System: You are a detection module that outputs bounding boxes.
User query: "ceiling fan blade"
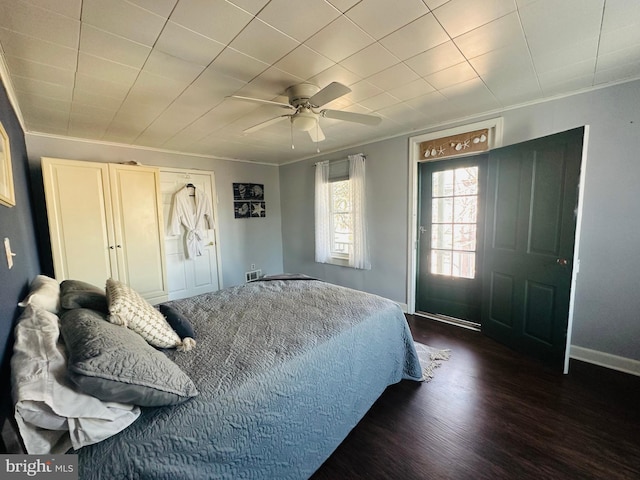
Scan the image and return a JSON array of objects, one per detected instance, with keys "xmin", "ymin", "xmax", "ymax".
[
  {"xmin": 309, "ymin": 82, "xmax": 351, "ymax": 107},
  {"xmin": 308, "ymin": 124, "xmax": 326, "ymax": 142},
  {"xmin": 229, "ymin": 95, "xmax": 294, "ymax": 110},
  {"xmin": 243, "ymin": 115, "xmax": 290, "ymax": 134},
  {"xmin": 322, "ymin": 109, "xmax": 382, "ymax": 126}
]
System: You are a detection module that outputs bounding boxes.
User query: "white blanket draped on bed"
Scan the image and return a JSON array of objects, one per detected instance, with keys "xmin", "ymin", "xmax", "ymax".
[{"xmin": 11, "ymin": 305, "xmax": 140, "ymax": 454}]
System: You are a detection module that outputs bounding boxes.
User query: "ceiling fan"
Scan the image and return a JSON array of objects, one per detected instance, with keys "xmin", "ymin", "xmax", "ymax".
[{"xmin": 229, "ymin": 82, "xmax": 382, "ymax": 143}]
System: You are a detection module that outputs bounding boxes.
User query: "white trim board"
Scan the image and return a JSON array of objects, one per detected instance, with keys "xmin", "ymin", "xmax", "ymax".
[{"xmin": 570, "ymin": 346, "xmax": 640, "ymax": 377}]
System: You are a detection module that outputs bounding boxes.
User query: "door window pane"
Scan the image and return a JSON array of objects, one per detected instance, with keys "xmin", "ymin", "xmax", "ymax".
[
  {"xmin": 431, "ymin": 250, "xmax": 452, "ymax": 276},
  {"xmin": 430, "ymin": 166, "xmax": 479, "ymax": 278},
  {"xmin": 432, "ymin": 198, "xmax": 454, "ymax": 223}
]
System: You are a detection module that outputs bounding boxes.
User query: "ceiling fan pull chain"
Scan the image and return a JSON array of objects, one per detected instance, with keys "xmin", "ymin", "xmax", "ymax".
[{"xmin": 290, "ymin": 120, "xmax": 295, "ymax": 149}]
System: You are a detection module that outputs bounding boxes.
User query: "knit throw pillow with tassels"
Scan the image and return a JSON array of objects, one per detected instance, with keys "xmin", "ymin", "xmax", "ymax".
[{"xmin": 105, "ymin": 278, "xmax": 195, "ymax": 352}]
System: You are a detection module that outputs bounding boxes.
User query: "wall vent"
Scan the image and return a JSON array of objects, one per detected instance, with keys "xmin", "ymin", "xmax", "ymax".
[{"xmin": 245, "ymin": 269, "xmax": 262, "ymax": 282}]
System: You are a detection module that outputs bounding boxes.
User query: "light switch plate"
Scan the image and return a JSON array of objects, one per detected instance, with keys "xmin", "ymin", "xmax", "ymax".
[{"xmin": 4, "ymin": 237, "xmax": 16, "ymax": 269}]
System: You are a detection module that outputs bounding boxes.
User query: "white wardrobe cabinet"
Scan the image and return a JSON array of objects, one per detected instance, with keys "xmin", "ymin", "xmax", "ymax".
[{"xmin": 42, "ymin": 157, "xmax": 168, "ymax": 304}]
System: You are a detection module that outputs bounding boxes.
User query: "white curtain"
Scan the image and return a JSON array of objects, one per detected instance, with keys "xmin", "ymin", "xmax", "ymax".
[
  {"xmin": 314, "ymin": 160, "xmax": 331, "ymax": 263},
  {"xmin": 348, "ymin": 153, "xmax": 370, "ymax": 270}
]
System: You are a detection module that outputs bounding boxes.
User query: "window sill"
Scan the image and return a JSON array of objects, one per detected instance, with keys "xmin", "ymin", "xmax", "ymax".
[{"xmin": 324, "ymin": 256, "xmax": 350, "ymax": 267}]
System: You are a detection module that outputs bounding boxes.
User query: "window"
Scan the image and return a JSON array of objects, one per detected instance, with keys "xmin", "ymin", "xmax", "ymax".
[
  {"xmin": 430, "ymin": 166, "xmax": 479, "ymax": 279},
  {"xmin": 315, "ymin": 154, "xmax": 369, "ymax": 269},
  {"xmin": 330, "ymin": 179, "xmax": 352, "ymax": 258}
]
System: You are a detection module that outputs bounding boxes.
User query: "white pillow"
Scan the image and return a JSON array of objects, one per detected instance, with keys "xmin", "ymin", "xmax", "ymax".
[
  {"xmin": 105, "ymin": 278, "xmax": 195, "ymax": 351},
  {"xmin": 11, "ymin": 305, "xmax": 141, "ymax": 454},
  {"xmin": 18, "ymin": 274, "xmax": 60, "ymax": 313}
]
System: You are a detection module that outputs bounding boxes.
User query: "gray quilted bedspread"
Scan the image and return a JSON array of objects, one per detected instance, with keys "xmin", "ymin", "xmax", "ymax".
[{"xmin": 77, "ymin": 280, "xmax": 422, "ymax": 479}]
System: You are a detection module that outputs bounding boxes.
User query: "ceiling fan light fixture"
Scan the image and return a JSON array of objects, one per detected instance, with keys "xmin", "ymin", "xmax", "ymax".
[{"xmin": 291, "ymin": 109, "xmax": 317, "ymax": 132}]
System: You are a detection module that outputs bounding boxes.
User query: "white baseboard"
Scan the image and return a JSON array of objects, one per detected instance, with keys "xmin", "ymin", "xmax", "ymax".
[
  {"xmin": 570, "ymin": 345, "xmax": 640, "ymax": 377},
  {"xmin": 396, "ymin": 302, "xmax": 408, "ymax": 313}
]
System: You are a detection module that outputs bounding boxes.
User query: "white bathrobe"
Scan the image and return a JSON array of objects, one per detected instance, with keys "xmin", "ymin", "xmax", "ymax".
[{"xmin": 169, "ymin": 186, "xmax": 214, "ymax": 258}]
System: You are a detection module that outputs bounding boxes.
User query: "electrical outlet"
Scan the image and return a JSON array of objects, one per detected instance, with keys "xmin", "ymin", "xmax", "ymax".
[{"xmin": 250, "ymin": 263, "xmax": 256, "ymax": 270}]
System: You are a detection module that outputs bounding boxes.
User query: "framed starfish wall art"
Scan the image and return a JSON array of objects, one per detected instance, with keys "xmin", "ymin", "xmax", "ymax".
[{"xmin": 233, "ymin": 182, "xmax": 266, "ymax": 218}]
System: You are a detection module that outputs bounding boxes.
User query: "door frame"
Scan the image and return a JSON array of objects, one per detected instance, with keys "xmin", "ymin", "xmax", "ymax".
[
  {"xmin": 407, "ymin": 120, "xmax": 589, "ymax": 373},
  {"xmin": 157, "ymin": 166, "xmax": 224, "ymax": 297}
]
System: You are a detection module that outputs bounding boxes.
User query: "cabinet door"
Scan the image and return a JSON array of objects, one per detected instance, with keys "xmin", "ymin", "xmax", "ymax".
[
  {"xmin": 42, "ymin": 158, "xmax": 118, "ymax": 286},
  {"xmin": 109, "ymin": 164, "xmax": 168, "ymax": 303}
]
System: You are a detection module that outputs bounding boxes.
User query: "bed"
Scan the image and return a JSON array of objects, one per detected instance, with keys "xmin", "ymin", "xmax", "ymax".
[{"xmin": 8, "ymin": 275, "xmax": 423, "ymax": 479}]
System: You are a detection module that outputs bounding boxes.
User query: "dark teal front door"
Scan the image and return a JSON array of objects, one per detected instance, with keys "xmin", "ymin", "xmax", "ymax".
[
  {"xmin": 481, "ymin": 128, "xmax": 583, "ymax": 366},
  {"xmin": 416, "ymin": 155, "xmax": 487, "ymax": 323}
]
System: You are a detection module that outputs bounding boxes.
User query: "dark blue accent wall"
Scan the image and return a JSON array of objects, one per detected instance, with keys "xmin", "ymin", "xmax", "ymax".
[{"xmin": 0, "ymin": 77, "xmax": 41, "ymax": 422}]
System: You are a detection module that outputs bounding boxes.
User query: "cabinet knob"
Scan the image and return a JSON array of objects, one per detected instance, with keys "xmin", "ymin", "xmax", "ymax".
[
  {"xmin": 109, "ymin": 246, "xmax": 114, "ymax": 249},
  {"xmin": 116, "ymin": 244, "xmax": 122, "ymax": 248}
]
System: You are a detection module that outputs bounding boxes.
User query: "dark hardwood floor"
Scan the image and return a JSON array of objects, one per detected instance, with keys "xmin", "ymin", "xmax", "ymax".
[{"xmin": 311, "ymin": 315, "xmax": 640, "ymax": 480}]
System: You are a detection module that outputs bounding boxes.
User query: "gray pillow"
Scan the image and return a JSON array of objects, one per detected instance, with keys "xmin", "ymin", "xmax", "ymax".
[
  {"xmin": 60, "ymin": 280, "xmax": 108, "ymax": 312},
  {"xmin": 60, "ymin": 309, "xmax": 198, "ymax": 407}
]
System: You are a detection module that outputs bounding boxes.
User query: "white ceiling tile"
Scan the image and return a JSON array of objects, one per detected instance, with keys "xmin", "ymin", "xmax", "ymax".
[
  {"xmin": 4, "ymin": 55, "xmax": 75, "ymax": 86},
  {"xmin": 188, "ymin": 68, "xmax": 247, "ymax": 100},
  {"xmin": 358, "ymin": 92, "xmax": 399, "ymax": 111},
  {"xmin": 72, "ymin": 89, "xmax": 125, "ymax": 111},
  {"xmin": 425, "ymin": 61, "xmax": 478, "ymax": 90},
  {"xmin": 127, "ymin": 71, "xmax": 191, "ymax": 104},
  {"xmin": 454, "ymin": 12, "xmax": 524, "ymax": 59},
  {"xmin": 82, "ymin": 0, "xmax": 166, "ymax": 46},
  {"xmin": 229, "ymin": 18, "xmax": 299, "ymax": 65},
  {"xmin": 405, "ymin": 41, "xmax": 465, "ymax": 77},
  {"xmin": 77, "ymin": 52, "xmax": 140, "ymax": 86},
  {"xmin": 257, "ymin": 0, "xmax": 341, "ymax": 42},
  {"xmin": 481, "ymin": 64, "xmax": 542, "ymax": 105},
  {"xmin": 17, "ymin": 93, "xmax": 71, "ymax": 114},
  {"xmin": 598, "ymin": 23, "xmax": 640, "ymax": 56},
  {"xmin": 327, "ymin": 0, "xmax": 361, "ymax": 13},
  {"xmin": 126, "ymin": 0, "xmax": 178, "ymax": 17},
  {"xmin": 538, "ymin": 63, "xmax": 595, "ymax": 89},
  {"xmin": 469, "ymin": 44, "xmax": 533, "ymax": 78},
  {"xmin": 379, "ymin": 13, "xmax": 449, "ymax": 61},
  {"xmin": 596, "ymin": 45, "xmax": 640, "ymax": 72},
  {"xmin": 341, "ymin": 43, "xmax": 400, "ymax": 77},
  {"xmin": 520, "ymin": 0, "xmax": 605, "ymax": 54},
  {"xmin": 0, "ymin": 0, "xmax": 80, "ymax": 48},
  {"xmin": 19, "ymin": 0, "xmax": 81, "ymax": 18},
  {"xmin": 155, "ymin": 21, "xmax": 225, "ymax": 66},
  {"xmin": 539, "ymin": 75, "xmax": 594, "ymax": 97},
  {"xmin": 305, "ymin": 16, "xmax": 375, "ymax": 63},
  {"xmin": 274, "ymin": 45, "xmax": 335, "ymax": 80},
  {"xmin": 594, "ymin": 61, "xmax": 640, "ymax": 85},
  {"xmin": 375, "ymin": 102, "xmax": 428, "ymax": 126},
  {"xmin": 307, "ymin": 64, "xmax": 362, "ymax": 91},
  {"xmin": 0, "ymin": 28, "xmax": 78, "ymax": 70},
  {"xmin": 143, "ymin": 50, "xmax": 205, "ymax": 84},
  {"xmin": 343, "ymin": 79, "xmax": 384, "ymax": 103},
  {"xmin": 346, "ymin": 0, "xmax": 430, "ymax": 40},
  {"xmin": 531, "ymin": 37, "xmax": 599, "ymax": 73},
  {"xmin": 226, "ymin": 0, "xmax": 270, "ymax": 15},
  {"xmin": 423, "ymin": 0, "xmax": 449, "ymax": 9},
  {"xmin": 367, "ymin": 63, "xmax": 419, "ymax": 91},
  {"xmin": 387, "ymin": 78, "xmax": 435, "ymax": 101},
  {"xmin": 439, "ymin": 77, "xmax": 499, "ymax": 108},
  {"xmin": 433, "ymin": 0, "xmax": 517, "ymax": 38},
  {"xmin": 12, "ymin": 75, "xmax": 73, "ymax": 101},
  {"xmin": 244, "ymin": 66, "xmax": 305, "ymax": 98},
  {"xmin": 74, "ymin": 73, "xmax": 132, "ymax": 101},
  {"xmin": 169, "ymin": 0, "xmax": 253, "ymax": 44},
  {"xmin": 208, "ymin": 47, "xmax": 269, "ymax": 84},
  {"xmin": 80, "ymin": 25, "xmax": 151, "ymax": 69},
  {"xmin": 601, "ymin": 0, "xmax": 640, "ymax": 31}
]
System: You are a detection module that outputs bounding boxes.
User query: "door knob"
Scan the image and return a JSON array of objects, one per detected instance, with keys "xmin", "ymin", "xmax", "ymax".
[{"xmin": 556, "ymin": 258, "xmax": 568, "ymax": 266}]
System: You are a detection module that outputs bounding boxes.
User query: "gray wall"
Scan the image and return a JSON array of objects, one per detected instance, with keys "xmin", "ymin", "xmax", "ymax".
[
  {"xmin": 25, "ymin": 136, "xmax": 284, "ymax": 288},
  {"xmin": 280, "ymin": 79, "xmax": 640, "ymax": 362}
]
